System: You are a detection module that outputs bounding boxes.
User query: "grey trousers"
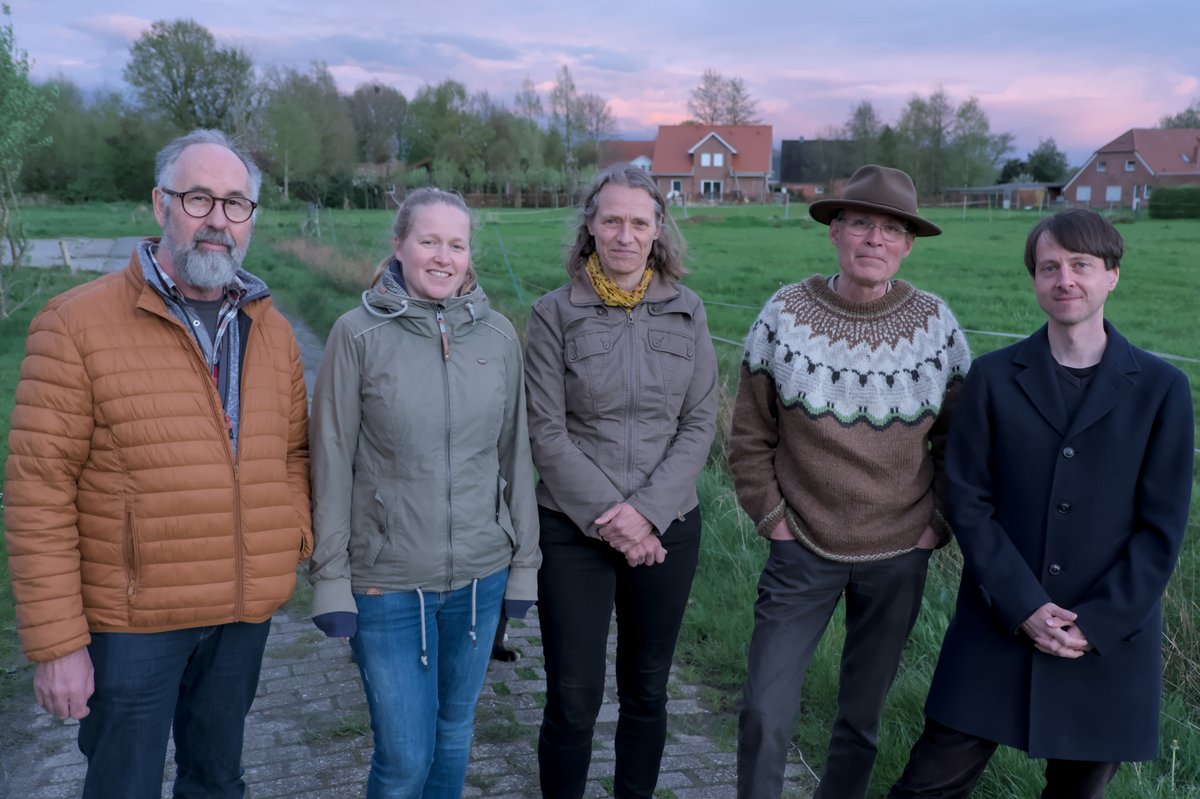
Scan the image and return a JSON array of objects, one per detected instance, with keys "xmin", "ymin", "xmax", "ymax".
[{"xmin": 737, "ymin": 540, "xmax": 932, "ymax": 799}]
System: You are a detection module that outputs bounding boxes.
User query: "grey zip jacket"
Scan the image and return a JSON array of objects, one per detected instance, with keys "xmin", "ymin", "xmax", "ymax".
[{"xmin": 308, "ymin": 268, "xmax": 540, "ymax": 617}]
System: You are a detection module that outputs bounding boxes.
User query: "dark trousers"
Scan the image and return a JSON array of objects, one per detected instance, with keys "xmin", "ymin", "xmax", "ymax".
[
  {"xmin": 78, "ymin": 620, "xmax": 272, "ymax": 799},
  {"xmin": 537, "ymin": 506, "xmax": 701, "ymax": 799},
  {"xmin": 737, "ymin": 541, "xmax": 932, "ymax": 799},
  {"xmin": 888, "ymin": 717, "xmax": 1121, "ymax": 799}
]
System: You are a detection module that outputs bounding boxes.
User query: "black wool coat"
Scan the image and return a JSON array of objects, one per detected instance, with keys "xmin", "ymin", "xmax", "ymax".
[{"xmin": 925, "ymin": 322, "xmax": 1194, "ymax": 762}]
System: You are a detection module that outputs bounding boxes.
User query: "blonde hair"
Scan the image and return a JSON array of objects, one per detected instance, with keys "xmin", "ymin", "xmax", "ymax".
[{"xmin": 371, "ymin": 187, "xmax": 476, "ymax": 285}]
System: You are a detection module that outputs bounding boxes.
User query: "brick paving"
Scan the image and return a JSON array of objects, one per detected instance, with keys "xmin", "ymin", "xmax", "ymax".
[{"xmin": 0, "ymin": 242, "xmax": 818, "ymax": 798}]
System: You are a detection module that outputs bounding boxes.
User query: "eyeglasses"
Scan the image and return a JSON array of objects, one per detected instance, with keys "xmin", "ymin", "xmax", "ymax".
[
  {"xmin": 161, "ymin": 188, "xmax": 258, "ymax": 223},
  {"xmin": 838, "ymin": 216, "xmax": 909, "ymax": 243}
]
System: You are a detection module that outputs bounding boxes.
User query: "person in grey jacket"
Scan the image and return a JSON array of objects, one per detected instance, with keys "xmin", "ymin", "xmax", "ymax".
[
  {"xmin": 525, "ymin": 164, "xmax": 719, "ymax": 798},
  {"xmin": 308, "ymin": 187, "xmax": 540, "ymax": 799}
]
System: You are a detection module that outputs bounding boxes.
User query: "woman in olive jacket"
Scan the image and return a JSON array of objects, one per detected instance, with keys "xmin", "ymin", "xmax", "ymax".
[
  {"xmin": 308, "ymin": 188, "xmax": 539, "ymax": 799},
  {"xmin": 525, "ymin": 164, "xmax": 718, "ymax": 798}
]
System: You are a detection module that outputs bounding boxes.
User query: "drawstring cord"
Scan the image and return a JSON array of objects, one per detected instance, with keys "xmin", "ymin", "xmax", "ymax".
[
  {"xmin": 469, "ymin": 578, "xmax": 479, "ymax": 648},
  {"xmin": 416, "ymin": 587, "xmax": 429, "ymax": 671}
]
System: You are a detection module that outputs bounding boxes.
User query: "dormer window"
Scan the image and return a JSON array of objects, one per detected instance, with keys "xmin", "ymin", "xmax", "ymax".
[
  {"xmin": 1125, "ymin": 160, "xmax": 1136, "ymax": 172},
  {"xmin": 1097, "ymin": 160, "xmax": 1107, "ymax": 172},
  {"xmin": 701, "ymin": 153, "xmax": 712, "ymax": 167}
]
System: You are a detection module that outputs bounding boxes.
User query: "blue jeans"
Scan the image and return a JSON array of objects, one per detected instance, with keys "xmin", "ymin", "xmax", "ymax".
[
  {"xmin": 78, "ymin": 620, "xmax": 272, "ymax": 799},
  {"xmin": 351, "ymin": 567, "xmax": 507, "ymax": 799}
]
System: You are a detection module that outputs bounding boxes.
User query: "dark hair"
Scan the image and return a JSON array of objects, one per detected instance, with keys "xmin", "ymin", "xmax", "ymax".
[
  {"xmin": 372, "ymin": 187, "xmax": 476, "ymax": 284},
  {"xmin": 156, "ymin": 129, "xmax": 263, "ymax": 201},
  {"xmin": 566, "ymin": 163, "xmax": 687, "ymax": 282},
  {"xmin": 1023, "ymin": 209, "xmax": 1123, "ymax": 275}
]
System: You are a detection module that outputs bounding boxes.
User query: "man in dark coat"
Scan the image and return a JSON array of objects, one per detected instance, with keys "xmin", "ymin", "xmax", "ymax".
[{"xmin": 888, "ymin": 209, "xmax": 1194, "ymax": 798}]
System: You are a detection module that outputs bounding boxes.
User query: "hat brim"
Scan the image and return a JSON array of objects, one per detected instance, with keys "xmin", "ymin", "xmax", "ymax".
[{"xmin": 808, "ymin": 198, "xmax": 942, "ymax": 237}]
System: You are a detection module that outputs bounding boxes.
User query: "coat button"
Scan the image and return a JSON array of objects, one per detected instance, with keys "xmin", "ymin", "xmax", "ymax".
[
  {"xmin": 1062, "ymin": 446, "xmax": 1075, "ymax": 458},
  {"xmin": 1048, "ymin": 563, "xmax": 1062, "ymax": 576},
  {"xmin": 1056, "ymin": 502, "xmax": 1071, "ymax": 514}
]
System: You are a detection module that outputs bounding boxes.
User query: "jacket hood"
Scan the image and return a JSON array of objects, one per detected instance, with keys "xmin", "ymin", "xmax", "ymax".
[{"xmin": 361, "ymin": 259, "xmax": 489, "ymax": 330}]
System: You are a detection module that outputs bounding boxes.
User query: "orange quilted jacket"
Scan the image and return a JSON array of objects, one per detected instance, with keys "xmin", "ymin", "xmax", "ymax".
[{"xmin": 4, "ymin": 250, "xmax": 313, "ymax": 662}]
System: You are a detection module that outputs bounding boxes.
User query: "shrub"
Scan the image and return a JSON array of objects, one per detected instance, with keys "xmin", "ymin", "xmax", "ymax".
[{"xmin": 1148, "ymin": 186, "xmax": 1200, "ymax": 219}]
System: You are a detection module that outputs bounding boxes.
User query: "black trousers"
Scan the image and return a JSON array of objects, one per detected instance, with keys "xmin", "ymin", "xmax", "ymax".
[
  {"xmin": 537, "ymin": 505, "xmax": 701, "ymax": 799},
  {"xmin": 888, "ymin": 717, "xmax": 1121, "ymax": 799}
]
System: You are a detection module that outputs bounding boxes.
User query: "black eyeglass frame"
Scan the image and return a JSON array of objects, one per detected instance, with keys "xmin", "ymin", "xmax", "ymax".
[{"xmin": 161, "ymin": 188, "xmax": 259, "ymax": 223}]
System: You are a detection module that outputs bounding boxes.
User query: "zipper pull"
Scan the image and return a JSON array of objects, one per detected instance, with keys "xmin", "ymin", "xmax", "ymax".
[{"xmin": 436, "ymin": 309, "xmax": 450, "ymax": 361}]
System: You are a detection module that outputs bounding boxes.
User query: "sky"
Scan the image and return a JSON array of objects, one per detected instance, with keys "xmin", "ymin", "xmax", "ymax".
[{"xmin": 12, "ymin": 0, "xmax": 1200, "ymax": 166}]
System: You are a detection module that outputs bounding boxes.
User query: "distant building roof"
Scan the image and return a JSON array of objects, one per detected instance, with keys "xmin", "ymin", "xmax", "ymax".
[
  {"xmin": 599, "ymin": 140, "xmax": 655, "ymax": 169},
  {"xmin": 651, "ymin": 125, "xmax": 773, "ymax": 175},
  {"xmin": 1094, "ymin": 128, "xmax": 1200, "ymax": 175}
]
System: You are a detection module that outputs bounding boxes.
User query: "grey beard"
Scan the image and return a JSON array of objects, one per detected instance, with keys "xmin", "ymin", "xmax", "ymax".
[{"xmin": 167, "ymin": 233, "xmax": 246, "ymax": 292}]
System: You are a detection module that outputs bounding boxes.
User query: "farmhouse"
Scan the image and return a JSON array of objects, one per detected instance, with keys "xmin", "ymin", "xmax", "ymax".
[
  {"xmin": 1064, "ymin": 128, "xmax": 1200, "ymax": 210},
  {"xmin": 649, "ymin": 124, "xmax": 773, "ymax": 202}
]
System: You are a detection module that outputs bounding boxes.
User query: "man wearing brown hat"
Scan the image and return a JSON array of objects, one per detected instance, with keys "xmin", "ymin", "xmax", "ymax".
[{"xmin": 729, "ymin": 165, "xmax": 970, "ymax": 799}]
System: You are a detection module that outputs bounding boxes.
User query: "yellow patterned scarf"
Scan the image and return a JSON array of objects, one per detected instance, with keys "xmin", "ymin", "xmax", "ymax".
[{"xmin": 585, "ymin": 253, "xmax": 654, "ymax": 309}]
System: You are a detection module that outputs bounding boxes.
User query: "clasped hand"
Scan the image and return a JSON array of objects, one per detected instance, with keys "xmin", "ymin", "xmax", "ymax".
[
  {"xmin": 596, "ymin": 503, "xmax": 666, "ymax": 567},
  {"xmin": 1021, "ymin": 602, "xmax": 1091, "ymax": 658}
]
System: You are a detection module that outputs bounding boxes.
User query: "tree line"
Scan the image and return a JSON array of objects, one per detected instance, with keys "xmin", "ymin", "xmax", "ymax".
[
  {"xmin": 18, "ymin": 20, "xmax": 620, "ymax": 207},
  {"xmin": 8, "ymin": 14, "xmax": 1200, "ymax": 210}
]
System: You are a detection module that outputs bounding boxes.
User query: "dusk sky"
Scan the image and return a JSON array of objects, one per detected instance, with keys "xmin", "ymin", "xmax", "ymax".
[{"xmin": 13, "ymin": 0, "xmax": 1200, "ymax": 165}]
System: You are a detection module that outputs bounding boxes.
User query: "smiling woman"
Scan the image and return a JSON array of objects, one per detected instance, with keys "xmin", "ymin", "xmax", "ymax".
[{"xmin": 307, "ymin": 186, "xmax": 541, "ymax": 798}]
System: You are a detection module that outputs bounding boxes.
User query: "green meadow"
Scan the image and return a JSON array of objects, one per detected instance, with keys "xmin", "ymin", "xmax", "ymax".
[{"xmin": 3, "ymin": 202, "xmax": 1198, "ymax": 796}]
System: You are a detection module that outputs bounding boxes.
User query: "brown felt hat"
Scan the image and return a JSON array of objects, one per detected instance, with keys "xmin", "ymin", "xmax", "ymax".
[{"xmin": 809, "ymin": 164, "xmax": 942, "ymax": 237}]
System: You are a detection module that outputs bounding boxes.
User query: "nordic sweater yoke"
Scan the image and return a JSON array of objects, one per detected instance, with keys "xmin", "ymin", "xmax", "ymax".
[{"xmin": 729, "ymin": 275, "xmax": 970, "ymax": 561}]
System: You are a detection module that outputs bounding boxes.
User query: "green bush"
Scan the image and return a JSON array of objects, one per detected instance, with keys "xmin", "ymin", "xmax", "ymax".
[{"xmin": 1148, "ymin": 186, "xmax": 1200, "ymax": 219}]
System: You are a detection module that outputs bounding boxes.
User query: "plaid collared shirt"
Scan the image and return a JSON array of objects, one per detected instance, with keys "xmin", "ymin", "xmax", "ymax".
[{"xmin": 139, "ymin": 241, "xmax": 250, "ymax": 456}]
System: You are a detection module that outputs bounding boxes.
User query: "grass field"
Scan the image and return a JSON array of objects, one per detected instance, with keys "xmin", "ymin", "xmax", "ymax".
[{"xmin": 5, "ymin": 202, "xmax": 1200, "ymax": 796}]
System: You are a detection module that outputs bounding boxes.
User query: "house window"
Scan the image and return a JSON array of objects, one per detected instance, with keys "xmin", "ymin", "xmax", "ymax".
[
  {"xmin": 671, "ymin": 179, "xmax": 682, "ymax": 193},
  {"xmin": 1097, "ymin": 161, "xmax": 1106, "ymax": 172},
  {"xmin": 1075, "ymin": 186, "xmax": 1091, "ymax": 202},
  {"xmin": 701, "ymin": 180, "xmax": 722, "ymax": 197},
  {"xmin": 1105, "ymin": 186, "xmax": 1121, "ymax": 202},
  {"xmin": 713, "ymin": 153, "xmax": 725, "ymax": 167},
  {"xmin": 1144, "ymin": 185, "xmax": 1152, "ymax": 199},
  {"xmin": 700, "ymin": 153, "xmax": 712, "ymax": 167},
  {"xmin": 1125, "ymin": 160, "xmax": 1136, "ymax": 172},
  {"xmin": 814, "ymin": 186, "xmax": 826, "ymax": 195}
]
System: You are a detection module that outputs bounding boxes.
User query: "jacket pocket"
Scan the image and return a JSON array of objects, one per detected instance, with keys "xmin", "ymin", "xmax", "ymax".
[
  {"xmin": 648, "ymin": 328, "xmax": 695, "ymax": 360},
  {"xmin": 350, "ymin": 490, "xmax": 389, "ymax": 569},
  {"xmin": 647, "ymin": 327, "xmax": 696, "ymax": 412},
  {"xmin": 124, "ymin": 504, "xmax": 140, "ymax": 599},
  {"xmin": 565, "ymin": 329, "xmax": 613, "ymax": 362},
  {"xmin": 564, "ymin": 329, "xmax": 617, "ymax": 414},
  {"xmin": 496, "ymin": 475, "xmax": 517, "ymax": 548}
]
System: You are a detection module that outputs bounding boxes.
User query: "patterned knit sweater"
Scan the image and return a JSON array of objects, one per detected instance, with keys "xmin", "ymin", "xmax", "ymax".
[{"xmin": 729, "ymin": 274, "xmax": 970, "ymax": 561}]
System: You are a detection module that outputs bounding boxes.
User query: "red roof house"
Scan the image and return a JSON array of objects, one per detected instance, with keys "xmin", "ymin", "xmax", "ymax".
[
  {"xmin": 1063, "ymin": 128, "xmax": 1200, "ymax": 210},
  {"xmin": 650, "ymin": 125, "xmax": 773, "ymax": 202}
]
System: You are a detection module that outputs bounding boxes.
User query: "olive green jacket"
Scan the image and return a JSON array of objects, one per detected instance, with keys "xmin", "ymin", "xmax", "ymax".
[{"xmin": 308, "ymin": 272, "xmax": 539, "ymax": 615}]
